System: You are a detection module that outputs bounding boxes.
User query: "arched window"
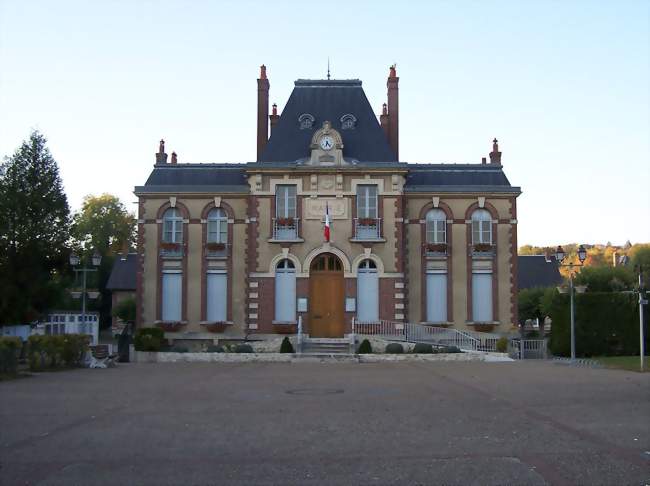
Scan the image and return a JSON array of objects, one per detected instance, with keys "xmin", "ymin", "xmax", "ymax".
[
  {"xmin": 426, "ymin": 209, "xmax": 446, "ymax": 244},
  {"xmin": 163, "ymin": 208, "xmax": 183, "ymax": 243},
  {"xmin": 471, "ymin": 209, "xmax": 492, "ymax": 244},
  {"xmin": 340, "ymin": 114, "xmax": 357, "ymax": 130},
  {"xmin": 357, "ymin": 259, "xmax": 378, "ymax": 323},
  {"xmin": 298, "ymin": 113, "xmax": 315, "ymax": 130},
  {"xmin": 275, "ymin": 259, "xmax": 296, "ymax": 322},
  {"xmin": 207, "ymin": 208, "xmax": 228, "ymax": 243}
]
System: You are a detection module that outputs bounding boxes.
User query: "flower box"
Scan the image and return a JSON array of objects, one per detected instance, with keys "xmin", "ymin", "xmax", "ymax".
[
  {"xmin": 358, "ymin": 218, "xmax": 376, "ymax": 226},
  {"xmin": 276, "ymin": 217, "xmax": 295, "ymax": 227},
  {"xmin": 160, "ymin": 242, "xmax": 181, "ymax": 251},
  {"xmin": 205, "ymin": 242, "xmax": 226, "ymax": 251},
  {"xmin": 272, "ymin": 323, "xmax": 297, "ymax": 334},
  {"xmin": 201, "ymin": 322, "xmax": 230, "ymax": 333},
  {"xmin": 155, "ymin": 321, "xmax": 185, "ymax": 332},
  {"xmin": 426, "ymin": 243, "xmax": 447, "ymax": 253},
  {"xmin": 472, "ymin": 243, "xmax": 493, "ymax": 253}
]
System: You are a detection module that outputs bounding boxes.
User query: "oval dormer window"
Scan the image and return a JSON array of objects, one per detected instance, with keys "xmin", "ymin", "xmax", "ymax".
[
  {"xmin": 298, "ymin": 113, "xmax": 315, "ymax": 130},
  {"xmin": 340, "ymin": 114, "xmax": 356, "ymax": 130}
]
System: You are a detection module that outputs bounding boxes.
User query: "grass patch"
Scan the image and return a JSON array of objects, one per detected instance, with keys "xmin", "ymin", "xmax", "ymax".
[{"xmin": 594, "ymin": 356, "xmax": 650, "ymax": 372}]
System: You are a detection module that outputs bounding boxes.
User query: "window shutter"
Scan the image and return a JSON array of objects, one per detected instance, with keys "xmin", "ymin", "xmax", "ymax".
[
  {"xmin": 426, "ymin": 273, "xmax": 447, "ymax": 322},
  {"xmin": 274, "ymin": 267, "xmax": 296, "ymax": 322},
  {"xmin": 207, "ymin": 273, "xmax": 227, "ymax": 322},
  {"xmin": 472, "ymin": 273, "xmax": 493, "ymax": 322},
  {"xmin": 357, "ymin": 267, "xmax": 379, "ymax": 322},
  {"xmin": 162, "ymin": 272, "xmax": 182, "ymax": 321}
]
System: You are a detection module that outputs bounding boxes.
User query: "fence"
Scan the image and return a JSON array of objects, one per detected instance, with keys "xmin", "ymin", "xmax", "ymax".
[{"xmin": 509, "ymin": 339, "xmax": 547, "ymax": 359}]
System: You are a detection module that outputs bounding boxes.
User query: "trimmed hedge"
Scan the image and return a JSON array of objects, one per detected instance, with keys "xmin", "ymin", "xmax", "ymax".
[
  {"xmin": 235, "ymin": 344, "xmax": 254, "ymax": 353},
  {"xmin": 549, "ymin": 292, "xmax": 649, "ymax": 357},
  {"xmin": 412, "ymin": 343, "xmax": 433, "ymax": 354},
  {"xmin": 28, "ymin": 334, "xmax": 89, "ymax": 371},
  {"xmin": 0, "ymin": 336, "xmax": 22, "ymax": 374},
  {"xmin": 133, "ymin": 327, "xmax": 165, "ymax": 352},
  {"xmin": 280, "ymin": 337, "xmax": 294, "ymax": 353},
  {"xmin": 357, "ymin": 339, "xmax": 372, "ymax": 354},
  {"xmin": 385, "ymin": 342, "xmax": 404, "ymax": 354},
  {"xmin": 206, "ymin": 344, "xmax": 224, "ymax": 353}
]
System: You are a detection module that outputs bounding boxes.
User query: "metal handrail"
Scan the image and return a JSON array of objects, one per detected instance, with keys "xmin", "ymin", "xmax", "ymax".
[
  {"xmin": 272, "ymin": 218, "xmax": 300, "ymax": 240},
  {"xmin": 353, "ymin": 218, "xmax": 382, "ymax": 240}
]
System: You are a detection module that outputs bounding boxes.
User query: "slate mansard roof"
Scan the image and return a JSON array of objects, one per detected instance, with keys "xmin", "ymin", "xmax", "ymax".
[
  {"xmin": 260, "ymin": 79, "xmax": 397, "ymax": 163},
  {"xmin": 106, "ymin": 254, "xmax": 138, "ymax": 291},
  {"xmin": 517, "ymin": 255, "xmax": 563, "ymax": 290}
]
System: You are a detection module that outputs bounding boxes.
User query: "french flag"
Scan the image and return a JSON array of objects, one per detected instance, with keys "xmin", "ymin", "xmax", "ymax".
[{"xmin": 324, "ymin": 202, "xmax": 331, "ymax": 242}]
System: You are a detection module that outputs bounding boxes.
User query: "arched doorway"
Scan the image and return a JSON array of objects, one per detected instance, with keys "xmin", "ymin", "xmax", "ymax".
[{"xmin": 309, "ymin": 253, "xmax": 345, "ymax": 337}]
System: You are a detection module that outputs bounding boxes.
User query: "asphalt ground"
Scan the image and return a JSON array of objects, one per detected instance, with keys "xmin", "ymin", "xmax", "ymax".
[{"xmin": 1, "ymin": 361, "xmax": 649, "ymax": 485}]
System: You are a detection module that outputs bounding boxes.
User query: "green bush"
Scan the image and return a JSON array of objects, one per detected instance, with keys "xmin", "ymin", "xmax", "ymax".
[
  {"xmin": 549, "ymin": 292, "xmax": 649, "ymax": 357},
  {"xmin": 496, "ymin": 337, "xmax": 509, "ymax": 353},
  {"xmin": 385, "ymin": 342, "xmax": 404, "ymax": 354},
  {"xmin": 357, "ymin": 339, "xmax": 372, "ymax": 354},
  {"xmin": 439, "ymin": 346, "xmax": 462, "ymax": 354},
  {"xmin": 27, "ymin": 334, "xmax": 89, "ymax": 371},
  {"xmin": 0, "ymin": 337, "xmax": 22, "ymax": 374},
  {"xmin": 170, "ymin": 345, "xmax": 189, "ymax": 353},
  {"xmin": 206, "ymin": 344, "xmax": 224, "ymax": 353},
  {"xmin": 280, "ymin": 337, "xmax": 294, "ymax": 353},
  {"xmin": 235, "ymin": 344, "xmax": 254, "ymax": 353},
  {"xmin": 412, "ymin": 343, "xmax": 433, "ymax": 354},
  {"xmin": 133, "ymin": 327, "xmax": 165, "ymax": 352},
  {"xmin": 112, "ymin": 297, "xmax": 136, "ymax": 323}
]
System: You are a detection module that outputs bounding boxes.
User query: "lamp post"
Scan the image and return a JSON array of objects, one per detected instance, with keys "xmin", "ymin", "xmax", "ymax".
[
  {"xmin": 69, "ymin": 250, "xmax": 102, "ymax": 333},
  {"xmin": 555, "ymin": 245, "xmax": 587, "ymax": 360},
  {"xmin": 635, "ymin": 265, "xmax": 647, "ymax": 372}
]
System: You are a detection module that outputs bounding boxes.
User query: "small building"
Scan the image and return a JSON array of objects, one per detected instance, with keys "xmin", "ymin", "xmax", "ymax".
[
  {"xmin": 106, "ymin": 253, "xmax": 137, "ymax": 333},
  {"xmin": 517, "ymin": 255, "xmax": 562, "ymax": 290}
]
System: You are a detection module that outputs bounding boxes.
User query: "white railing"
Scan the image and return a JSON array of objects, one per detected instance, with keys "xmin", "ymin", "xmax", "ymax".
[
  {"xmin": 510, "ymin": 339, "xmax": 547, "ymax": 359},
  {"xmin": 353, "ymin": 319, "xmax": 503, "ymax": 352},
  {"xmin": 353, "ymin": 218, "xmax": 382, "ymax": 240},
  {"xmin": 272, "ymin": 218, "xmax": 300, "ymax": 240}
]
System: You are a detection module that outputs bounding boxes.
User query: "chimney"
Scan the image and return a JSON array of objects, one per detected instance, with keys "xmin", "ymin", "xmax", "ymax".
[
  {"xmin": 386, "ymin": 65, "xmax": 399, "ymax": 159},
  {"xmin": 269, "ymin": 103, "xmax": 280, "ymax": 134},
  {"xmin": 155, "ymin": 139, "xmax": 168, "ymax": 164},
  {"xmin": 257, "ymin": 65, "xmax": 270, "ymax": 161},
  {"xmin": 171, "ymin": 152, "xmax": 177, "ymax": 164},
  {"xmin": 489, "ymin": 138, "xmax": 502, "ymax": 165},
  {"xmin": 481, "ymin": 157, "xmax": 487, "ymax": 165},
  {"xmin": 380, "ymin": 103, "xmax": 390, "ymax": 140}
]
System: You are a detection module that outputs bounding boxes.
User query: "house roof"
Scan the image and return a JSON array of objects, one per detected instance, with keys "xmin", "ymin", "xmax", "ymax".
[
  {"xmin": 135, "ymin": 164, "xmax": 249, "ymax": 194},
  {"xmin": 404, "ymin": 164, "xmax": 520, "ymax": 193},
  {"xmin": 260, "ymin": 79, "xmax": 397, "ymax": 163},
  {"xmin": 106, "ymin": 254, "xmax": 138, "ymax": 291},
  {"xmin": 518, "ymin": 255, "xmax": 563, "ymax": 290}
]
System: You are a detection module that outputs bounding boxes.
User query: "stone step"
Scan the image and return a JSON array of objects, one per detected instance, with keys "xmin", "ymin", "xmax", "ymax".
[{"xmin": 301, "ymin": 342, "xmax": 353, "ymax": 354}]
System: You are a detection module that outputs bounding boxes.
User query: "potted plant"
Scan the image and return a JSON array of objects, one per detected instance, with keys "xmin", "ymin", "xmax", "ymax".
[
  {"xmin": 201, "ymin": 321, "xmax": 230, "ymax": 333},
  {"xmin": 473, "ymin": 243, "xmax": 493, "ymax": 253},
  {"xmin": 276, "ymin": 217, "xmax": 295, "ymax": 227},
  {"xmin": 205, "ymin": 242, "xmax": 226, "ymax": 252},
  {"xmin": 160, "ymin": 241, "xmax": 181, "ymax": 251},
  {"xmin": 426, "ymin": 243, "xmax": 447, "ymax": 253},
  {"xmin": 358, "ymin": 217, "xmax": 375, "ymax": 226},
  {"xmin": 155, "ymin": 321, "xmax": 185, "ymax": 332}
]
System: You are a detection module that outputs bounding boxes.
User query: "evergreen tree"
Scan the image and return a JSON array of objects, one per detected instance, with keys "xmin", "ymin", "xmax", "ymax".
[{"xmin": 0, "ymin": 131, "xmax": 70, "ymax": 324}]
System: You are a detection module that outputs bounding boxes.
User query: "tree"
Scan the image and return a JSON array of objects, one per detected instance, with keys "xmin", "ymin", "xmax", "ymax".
[
  {"xmin": 71, "ymin": 194, "xmax": 135, "ymax": 255},
  {"xmin": 112, "ymin": 297, "xmax": 136, "ymax": 324},
  {"xmin": 0, "ymin": 131, "xmax": 70, "ymax": 324}
]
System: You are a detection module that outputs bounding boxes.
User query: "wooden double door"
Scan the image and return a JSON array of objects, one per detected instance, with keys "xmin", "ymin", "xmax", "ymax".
[{"xmin": 309, "ymin": 253, "xmax": 345, "ymax": 338}]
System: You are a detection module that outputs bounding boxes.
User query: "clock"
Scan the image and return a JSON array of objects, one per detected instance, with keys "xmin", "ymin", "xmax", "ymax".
[{"xmin": 319, "ymin": 135, "xmax": 334, "ymax": 151}]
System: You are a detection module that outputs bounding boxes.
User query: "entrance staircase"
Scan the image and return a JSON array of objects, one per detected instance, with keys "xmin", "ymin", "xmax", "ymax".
[{"xmin": 300, "ymin": 338, "xmax": 354, "ymax": 355}]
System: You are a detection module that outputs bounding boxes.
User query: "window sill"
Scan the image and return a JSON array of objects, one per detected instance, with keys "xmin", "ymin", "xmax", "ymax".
[
  {"xmin": 420, "ymin": 321, "xmax": 453, "ymax": 327},
  {"xmin": 466, "ymin": 321, "xmax": 500, "ymax": 326},
  {"xmin": 349, "ymin": 238, "xmax": 386, "ymax": 243},
  {"xmin": 425, "ymin": 253, "xmax": 448, "ymax": 260},
  {"xmin": 268, "ymin": 238, "xmax": 304, "ymax": 243},
  {"xmin": 205, "ymin": 254, "xmax": 228, "ymax": 260}
]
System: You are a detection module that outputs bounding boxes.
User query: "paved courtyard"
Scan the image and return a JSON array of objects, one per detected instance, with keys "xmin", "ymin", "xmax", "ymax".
[{"xmin": 1, "ymin": 361, "xmax": 649, "ymax": 485}]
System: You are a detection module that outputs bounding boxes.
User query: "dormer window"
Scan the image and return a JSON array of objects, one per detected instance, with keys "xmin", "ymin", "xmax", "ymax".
[
  {"xmin": 298, "ymin": 113, "xmax": 315, "ymax": 130},
  {"xmin": 340, "ymin": 114, "xmax": 356, "ymax": 130}
]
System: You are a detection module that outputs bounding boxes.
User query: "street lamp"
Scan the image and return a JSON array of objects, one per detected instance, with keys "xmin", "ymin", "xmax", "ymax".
[
  {"xmin": 555, "ymin": 245, "xmax": 587, "ymax": 360},
  {"xmin": 69, "ymin": 251, "xmax": 102, "ymax": 332}
]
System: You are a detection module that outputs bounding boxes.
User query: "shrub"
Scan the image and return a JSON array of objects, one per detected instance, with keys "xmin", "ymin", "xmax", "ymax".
[
  {"xmin": 133, "ymin": 327, "xmax": 165, "ymax": 352},
  {"xmin": 27, "ymin": 334, "xmax": 89, "ymax": 371},
  {"xmin": 280, "ymin": 337, "xmax": 294, "ymax": 353},
  {"xmin": 170, "ymin": 345, "xmax": 189, "ymax": 353},
  {"xmin": 496, "ymin": 337, "xmax": 509, "ymax": 353},
  {"xmin": 206, "ymin": 344, "xmax": 224, "ymax": 353},
  {"xmin": 234, "ymin": 344, "xmax": 254, "ymax": 353},
  {"xmin": 112, "ymin": 297, "xmax": 136, "ymax": 323},
  {"xmin": 412, "ymin": 343, "xmax": 433, "ymax": 354},
  {"xmin": 0, "ymin": 337, "xmax": 22, "ymax": 374},
  {"xmin": 385, "ymin": 342, "xmax": 404, "ymax": 354},
  {"xmin": 440, "ymin": 346, "xmax": 462, "ymax": 354},
  {"xmin": 357, "ymin": 339, "xmax": 372, "ymax": 354}
]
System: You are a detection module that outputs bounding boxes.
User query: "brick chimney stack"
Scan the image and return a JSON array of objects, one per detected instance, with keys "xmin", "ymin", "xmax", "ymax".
[
  {"xmin": 489, "ymin": 138, "xmax": 502, "ymax": 165},
  {"xmin": 257, "ymin": 65, "xmax": 270, "ymax": 161},
  {"xmin": 387, "ymin": 65, "xmax": 399, "ymax": 160},
  {"xmin": 155, "ymin": 139, "xmax": 168, "ymax": 164},
  {"xmin": 380, "ymin": 103, "xmax": 390, "ymax": 140},
  {"xmin": 171, "ymin": 152, "xmax": 177, "ymax": 164},
  {"xmin": 269, "ymin": 103, "xmax": 280, "ymax": 134}
]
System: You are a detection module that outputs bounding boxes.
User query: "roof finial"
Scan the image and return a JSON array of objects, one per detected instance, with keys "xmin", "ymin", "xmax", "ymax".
[
  {"xmin": 389, "ymin": 64, "xmax": 397, "ymax": 78},
  {"xmin": 159, "ymin": 139, "xmax": 165, "ymax": 154},
  {"xmin": 327, "ymin": 57, "xmax": 330, "ymax": 80},
  {"xmin": 489, "ymin": 138, "xmax": 502, "ymax": 165},
  {"xmin": 493, "ymin": 137, "xmax": 499, "ymax": 151}
]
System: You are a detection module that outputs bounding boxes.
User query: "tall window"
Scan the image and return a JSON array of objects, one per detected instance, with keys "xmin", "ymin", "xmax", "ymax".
[
  {"xmin": 206, "ymin": 271, "xmax": 227, "ymax": 322},
  {"xmin": 357, "ymin": 259, "xmax": 379, "ymax": 322},
  {"xmin": 274, "ymin": 259, "xmax": 296, "ymax": 322},
  {"xmin": 163, "ymin": 208, "xmax": 183, "ymax": 243},
  {"xmin": 162, "ymin": 271, "xmax": 182, "ymax": 321},
  {"xmin": 207, "ymin": 208, "xmax": 228, "ymax": 243},
  {"xmin": 356, "ymin": 185, "xmax": 378, "ymax": 219},
  {"xmin": 276, "ymin": 185, "xmax": 297, "ymax": 218},
  {"xmin": 471, "ymin": 209, "xmax": 492, "ymax": 244},
  {"xmin": 426, "ymin": 271, "xmax": 447, "ymax": 323},
  {"xmin": 426, "ymin": 209, "xmax": 446, "ymax": 244},
  {"xmin": 472, "ymin": 272, "xmax": 493, "ymax": 322}
]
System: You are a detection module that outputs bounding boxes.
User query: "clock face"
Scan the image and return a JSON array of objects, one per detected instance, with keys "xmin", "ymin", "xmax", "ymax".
[{"xmin": 319, "ymin": 135, "xmax": 334, "ymax": 151}]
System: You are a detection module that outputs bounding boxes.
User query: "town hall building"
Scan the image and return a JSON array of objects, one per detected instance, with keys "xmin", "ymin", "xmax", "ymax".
[{"xmin": 134, "ymin": 66, "xmax": 521, "ymax": 344}]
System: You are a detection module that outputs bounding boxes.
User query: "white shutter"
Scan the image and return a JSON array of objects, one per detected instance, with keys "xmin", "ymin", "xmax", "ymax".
[
  {"xmin": 207, "ymin": 272, "xmax": 227, "ymax": 322},
  {"xmin": 472, "ymin": 273, "xmax": 493, "ymax": 322},
  {"xmin": 357, "ymin": 270, "xmax": 379, "ymax": 322},
  {"xmin": 162, "ymin": 272, "xmax": 182, "ymax": 321},
  {"xmin": 426, "ymin": 273, "xmax": 447, "ymax": 323},
  {"xmin": 275, "ymin": 270, "xmax": 296, "ymax": 322}
]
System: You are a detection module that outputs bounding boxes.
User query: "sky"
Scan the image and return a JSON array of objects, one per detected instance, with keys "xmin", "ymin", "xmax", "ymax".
[{"xmin": 1, "ymin": 0, "xmax": 648, "ymax": 247}]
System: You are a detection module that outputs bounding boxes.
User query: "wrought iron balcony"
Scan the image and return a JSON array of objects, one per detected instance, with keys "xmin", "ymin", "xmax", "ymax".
[
  {"xmin": 272, "ymin": 217, "xmax": 300, "ymax": 240},
  {"xmin": 353, "ymin": 218, "xmax": 382, "ymax": 240},
  {"xmin": 424, "ymin": 242, "xmax": 448, "ymax": 258}
]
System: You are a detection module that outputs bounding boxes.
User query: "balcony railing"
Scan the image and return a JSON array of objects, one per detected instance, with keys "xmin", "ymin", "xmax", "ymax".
[
  {"xmin": 424, "ymin": 243, "xmax": 448, "ymax": 258},
  {"xmin": 272, "ymin": 217, "xmax": 300, "ymax": 240},
  {"xmin": 353, "ymin": 218, "xmax": 382, "ymax": 240},
  {"xmin": 471, "ymin": 243, "xmax": 495, "ymax": 258},
  {"xmin": 204, "ymin": 242, "xmax": 229, "ymax": 259},
  {"xmin": 160, "ymin": 242, "xmax": 184, "ymax": 258}
]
